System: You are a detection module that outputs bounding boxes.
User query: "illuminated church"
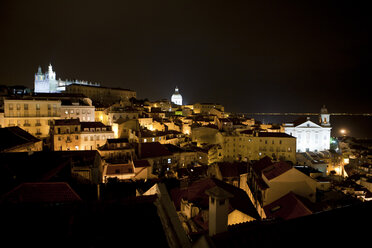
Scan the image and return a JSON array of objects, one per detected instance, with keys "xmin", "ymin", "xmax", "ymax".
[
  {"xmin": 34, "ymin": 64, "xmax": 100, "ymax": 93},
  {"xmin": 171, "ymin": 86, "xmax": 183, "ymax": 105},
  {"xmin": 284, "ymin": 106, "xmax": 332, "ymax": 152}
]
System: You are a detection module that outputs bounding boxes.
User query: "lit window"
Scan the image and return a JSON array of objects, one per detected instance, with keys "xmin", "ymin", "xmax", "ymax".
[
  {"xmin": 168, "ymin": 158, "xmax": 171, "ymax": 164},
  {"xmin": 144, "ymin": 138, "xmax": 147, "ymax": 143}
]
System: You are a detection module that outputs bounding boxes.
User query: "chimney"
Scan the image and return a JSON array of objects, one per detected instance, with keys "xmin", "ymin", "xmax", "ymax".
[{"xmin": 205, "ymin": 186, "xmax": 233, "ymax": 236}]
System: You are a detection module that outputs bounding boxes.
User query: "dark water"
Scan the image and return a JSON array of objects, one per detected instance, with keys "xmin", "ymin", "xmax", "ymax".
[{"xmin": 247, "ymin": 115, "xmax": 372, "ymax": 139}]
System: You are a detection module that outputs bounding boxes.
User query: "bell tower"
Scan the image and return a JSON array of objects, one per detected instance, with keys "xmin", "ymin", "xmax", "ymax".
[{"xmin": 319, "ymin": 105, "xmax": 330, "ymax": 126}]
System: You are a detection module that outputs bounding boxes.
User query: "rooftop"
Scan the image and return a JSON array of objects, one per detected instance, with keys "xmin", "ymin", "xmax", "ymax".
[
  {"xmin": 262, "ymin": 162, "xmax": 292, "ymax": 180},
  {"xmin": 67, "ymin": 83, "xmax": 135, "ymax": 92},
  {"xmin": 1, "ymin": 182, "xmax": 82, "ymax": 204},
  {"xmin": 81, "ymin": 121, "xmax": 110, "ymax": 129},
  {"xmin": 171, "ymin": 178, "xmax": 260, "ymax": 220},
  {"xmin": 106, "ymin": 163, "xmax": 134, "ymax": 175},
  {"xmin": 138, "ymin": 142, "xmax": 173, "ymax": 158},
  {"xmin": 0, "ymin": 127, "xmax": 41, "ymax": 152},
  {"xmin": 54, "ymin": 119, "xmax": 80, "ymax": 126},
  {"xmin": 263, "ymin": 192, "xmax": 312, "ymax": 220}
]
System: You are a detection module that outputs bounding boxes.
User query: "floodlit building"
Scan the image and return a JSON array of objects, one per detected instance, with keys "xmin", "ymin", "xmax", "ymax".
[
  {"xmin": 284, "ymin": 106, "xmax": 331, "ymax": 152},
  {"xmin": 34, "ymin": 64, "xmax": 100, "ymax": 93},
  {"xmin": 223, "ymin": 131, "xmax": 296, "ymax": 164},
  {"xmin": 171, "ymin": 86, "xmax": 183, "ymax": 106},
  {"xmin": 2, "ymin": 97, "xmax": 61, "ymax": 138},
  {"xmin": 193, "ymin": 103, "xmax": 224, "ymax": 114},
  {"xmin": 51, "ymin": 119, "xmax": 114, "ymax": 151},
  {"xmin": 60, "ymin": 98, "xmax": 95, "ymax": 121}
]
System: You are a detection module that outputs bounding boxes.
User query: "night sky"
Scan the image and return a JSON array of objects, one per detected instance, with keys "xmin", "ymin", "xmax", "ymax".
[{"xmin": 0, "ymin": 0, "xmax": 370, "ymax": 113}]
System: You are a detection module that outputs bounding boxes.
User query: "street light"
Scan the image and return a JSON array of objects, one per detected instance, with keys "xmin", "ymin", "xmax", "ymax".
[{"xmin": 340, "ymin": 129, "xmax": 347, "ymax": 136}]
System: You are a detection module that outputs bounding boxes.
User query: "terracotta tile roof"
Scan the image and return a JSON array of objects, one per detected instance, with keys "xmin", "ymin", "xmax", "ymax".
[
  {"xmin": 262, "ymin": 162, "xmax": 292, "ymax": 180},
  {"xmin": 263, "ymin": 192, "xmax": 312, "ymax": 220},
  {"xmin": 251, "ymin": 156, "xmax": 273, "ymax": 175},
  {"xmin": 1, "ymin": 182, "xmax": 82, "ymax": 204}
]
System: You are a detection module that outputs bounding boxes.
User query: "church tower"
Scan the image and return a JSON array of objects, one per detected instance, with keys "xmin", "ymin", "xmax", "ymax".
[
  {"xmin": 171, "ymin": 86, "xmax": 183, "ymax": 105},
  {"xmin": 34, "ymin": 64, "xmax": 58, "ymax": 93},
  {"xmin": 319, "ymin": 105, "xmax": 330, "ymax": 126}
]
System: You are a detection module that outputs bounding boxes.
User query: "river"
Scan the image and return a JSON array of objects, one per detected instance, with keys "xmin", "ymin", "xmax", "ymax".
[{"xmin": 245, "ymin": 114, "xmax": 372, "ymax": 139}]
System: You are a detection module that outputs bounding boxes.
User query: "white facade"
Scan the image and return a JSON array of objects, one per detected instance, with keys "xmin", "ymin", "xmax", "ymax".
[
  {"xmin": 171, "ymin": 87, "xmax": 183, "ymax": 105},
  {"xmin": 284, "ymin": 118, "xmax": 331, "ymax": 153},
  {"xmin": 34, "ymin": 64, "xmax": 100, "ymax": 93}
]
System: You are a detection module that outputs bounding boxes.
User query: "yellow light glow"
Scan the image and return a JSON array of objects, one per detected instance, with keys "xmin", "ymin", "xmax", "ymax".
[{"xmin": 112, "ymin": 123, "xmax": 119, "ymax": 138}]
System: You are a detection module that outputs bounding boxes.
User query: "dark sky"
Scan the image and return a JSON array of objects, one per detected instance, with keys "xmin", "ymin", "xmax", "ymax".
[{"xmin": 0, "ymin": 0, "xmax": 370, "ymax": 113}]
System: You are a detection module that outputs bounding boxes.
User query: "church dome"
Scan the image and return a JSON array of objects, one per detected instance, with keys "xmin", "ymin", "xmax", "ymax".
[{"xmin": 171, "ymin": 87, "xmax": 183, "ymax": 105}]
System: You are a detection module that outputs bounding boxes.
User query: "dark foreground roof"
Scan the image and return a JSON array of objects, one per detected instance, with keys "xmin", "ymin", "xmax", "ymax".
[
  {"xmin": 211, "ymin": 200, "xmax": 372, "ymax": 247},
  {"xmin": 0, "ymin": 127, "xmax": 41, "ymax": 152},
  {"xmin": 0, "ymin": 195, "xmax": 169, "ymax": 247}
]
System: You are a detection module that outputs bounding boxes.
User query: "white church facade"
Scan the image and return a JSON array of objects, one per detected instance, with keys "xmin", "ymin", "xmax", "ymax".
[
  {"xmin": 34, "ymin": 64, "xmax": 100, "ymax": 93},
  {"xmin": 284, "ymin": 106, "xmax": 331, "ymax": 153}
]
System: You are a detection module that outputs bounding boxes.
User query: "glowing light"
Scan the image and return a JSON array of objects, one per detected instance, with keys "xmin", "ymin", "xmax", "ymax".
[
  {"xmin": 340, "ymin": 129, "xmax": 347, "ymax": 135},
  {"xmin": 112, "ymin": 123, "xmax": 119, "ymax": 138}
]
